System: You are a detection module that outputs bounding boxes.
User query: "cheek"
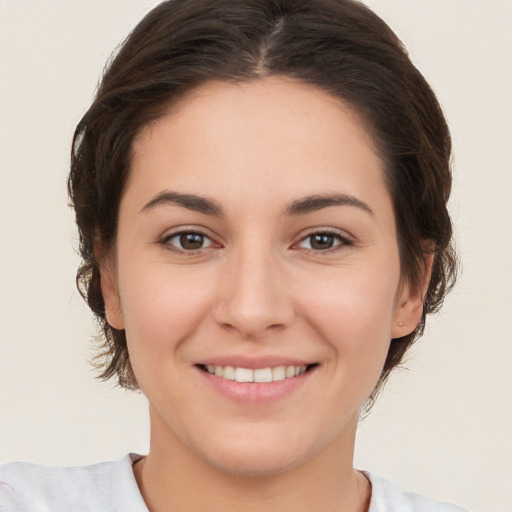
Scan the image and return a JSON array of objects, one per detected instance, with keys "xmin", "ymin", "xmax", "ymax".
[
  {"xmin": 300, "ymin": 263, "xmax": 398, "ymax": 333},
  {"xmin": 117, "ymin": 262, "xmax": 217, "ymax": 362},
  {"xmin": 296, "ymin": 262, "xmax": 399, "ymax": 375}
]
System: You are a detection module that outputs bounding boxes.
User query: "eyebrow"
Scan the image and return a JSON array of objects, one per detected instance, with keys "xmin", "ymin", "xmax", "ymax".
[
  {"xmin": 285, "ymin": 193, "xmax": 374, "ymax": 216},
  {"xmin": 142, "ymin": 191, "xmax": 224, "ymax": 216},
  {"xmin": 141, "ymin": 190, "xmax": 373, "ymax": 217}
]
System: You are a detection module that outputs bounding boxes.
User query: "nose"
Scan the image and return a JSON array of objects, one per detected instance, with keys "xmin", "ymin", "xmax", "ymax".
[{"xmin": 213, "ymin": 244, "xmax": 295, "ymax": 340}]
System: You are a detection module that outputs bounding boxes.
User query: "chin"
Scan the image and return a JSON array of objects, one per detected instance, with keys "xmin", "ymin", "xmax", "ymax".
[
  {"xmin": 188, "ymin": 427, "xmax": 323, "ymax": 478},
  {"xmin": 202, "ymin": 445, "xmax": 304, "ymax": 478}
]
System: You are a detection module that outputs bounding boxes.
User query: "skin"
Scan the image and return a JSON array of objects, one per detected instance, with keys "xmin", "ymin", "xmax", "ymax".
[{"xmin": 101, "ymin": 77, "xmax": 427, "ymax": 512}]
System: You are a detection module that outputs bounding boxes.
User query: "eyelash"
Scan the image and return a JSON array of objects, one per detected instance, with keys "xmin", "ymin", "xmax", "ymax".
[
  {"xmin": 160, "ymin": 230, "xmax": 216, "ymax": 255},
  {"xmin": 295, "ymin": 229, "xmax": 354, "ymax": 254},
  {"xmin": 160, "ymin": 229, "xmax": 354, "ymax": 255}
]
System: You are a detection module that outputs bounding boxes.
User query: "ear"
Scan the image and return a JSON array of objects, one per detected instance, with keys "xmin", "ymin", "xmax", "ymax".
[
  {"xmin": 95, "ymin": 243, "xmax": 125, "ymax": 331},
  {"xmin": 391, "ymin": 250, "xmax": 434, "ymax": 339}
]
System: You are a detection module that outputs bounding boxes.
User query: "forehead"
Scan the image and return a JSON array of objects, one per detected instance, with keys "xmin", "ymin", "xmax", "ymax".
[
  {"xmin": 128, "ymin": 77, "xmax": 389, "ymax": 214},
  {"xmin": 134, "ymin": 77, "xmax": 377, "ymax": 157}
]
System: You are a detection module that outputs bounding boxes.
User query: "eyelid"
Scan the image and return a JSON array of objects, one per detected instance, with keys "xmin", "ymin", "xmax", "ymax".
[
  {"xmin": 158, "ymin": 226, "xmax": 354, "ymax": 255},
  {"xmin": 160, "ymin": 227, "xmax": 222, "ymax": 255},
  {"xmin": 293, "ymin": 228, "xmax": 355, "ymax": 253}
]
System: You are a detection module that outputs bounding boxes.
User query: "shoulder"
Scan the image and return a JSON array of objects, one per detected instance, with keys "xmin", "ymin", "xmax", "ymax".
[
  {"xmin": 364, "ymin": 472, "xmax": 470, "ymax": 512},
  {"xmin": 0, "ymin": 453, "xmax": 148, "ymax": 512}
]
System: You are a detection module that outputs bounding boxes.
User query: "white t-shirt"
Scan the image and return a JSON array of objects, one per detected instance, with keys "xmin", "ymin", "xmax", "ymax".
[{"xmin": 0, "ymin": 454, "xmax": 469, "ymax": 511}]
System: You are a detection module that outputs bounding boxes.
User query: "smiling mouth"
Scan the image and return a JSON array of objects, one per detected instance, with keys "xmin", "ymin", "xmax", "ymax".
[{"xmin": 198, "ymin": 364, "xmax": 318, "ymax": 383}]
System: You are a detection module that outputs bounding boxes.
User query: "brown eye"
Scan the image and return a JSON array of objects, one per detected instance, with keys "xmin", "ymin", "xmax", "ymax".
[
  {"xmin": 180, "ymin": 233, "xmax": 204, "ymax": 250},
  {"xmin": 166, "ymin": 232, "xmax": 213, "ymax": 251},
  {"xmin": 310, "ymin": 234, "xmax": 335, "ymax": 250},
  {"xmin": 297, "ymin": 231, "xmax": 352, "ymax": 252}
]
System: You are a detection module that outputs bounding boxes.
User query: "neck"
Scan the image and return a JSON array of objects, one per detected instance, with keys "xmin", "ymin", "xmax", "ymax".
[{"xmin": 134, "ymin": 410, "xmax": 370, "ymax": 512}]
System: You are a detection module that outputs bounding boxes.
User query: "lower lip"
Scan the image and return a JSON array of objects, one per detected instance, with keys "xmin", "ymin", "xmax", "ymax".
[{"xmin": 197, "ymin": 367, "xmax": 315, "ymax": 404}]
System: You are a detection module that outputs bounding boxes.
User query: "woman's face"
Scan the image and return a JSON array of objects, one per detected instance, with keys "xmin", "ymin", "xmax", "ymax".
[{"xmin": 102, "ymin": 77, "xmax": 423, "ymax": 476}]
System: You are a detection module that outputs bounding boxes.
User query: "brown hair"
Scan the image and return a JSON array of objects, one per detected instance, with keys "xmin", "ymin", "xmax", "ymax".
[{"xmin": 69, "ymin": 0, "xmax": 457, "ymax": 400}]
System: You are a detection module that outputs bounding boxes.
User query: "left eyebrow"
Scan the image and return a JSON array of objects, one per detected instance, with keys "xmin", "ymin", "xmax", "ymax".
[
  {"xmin": 285, "ymin": 193, "xmax": 374, "ymax": 216},
  {"xmin": 141, "ymin": 191, "xmax": 224, "ymax": 216}
]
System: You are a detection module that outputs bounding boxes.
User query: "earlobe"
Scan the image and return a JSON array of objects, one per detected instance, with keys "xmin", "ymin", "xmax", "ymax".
[
  {"xmin": 101, "ymin": 270, "xmax": 125, "ymax": 330},
  {"xmin": 391, "ymin": 297, "xmax": 422, "ymax": 338},
  {"xmin": 391, "ymin": 251, "xmax": 434, "ymax": 338},
  {"xmin": 95, "ymin": 245, "xmax": 125, "ymax": 331}
]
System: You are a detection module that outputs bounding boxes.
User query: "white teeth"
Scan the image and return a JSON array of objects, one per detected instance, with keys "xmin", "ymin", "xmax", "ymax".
[
  {"xmin": 204, "ymin": 364, "xmax": 311, "ymax": 382},
  {"xmin": 223, "ymin": 366, "xmax": 235, "ymax": 380},
  {"xmin": 235, "ymin": 367, "xmax": 254, "ymax": 382},
  {"xmin": 272, "ymin": 366, "xmax": 286, "ymax": 381},
  {"xmin": 254, "ymin": 367, "xmax": 272, "ymax": 383}
]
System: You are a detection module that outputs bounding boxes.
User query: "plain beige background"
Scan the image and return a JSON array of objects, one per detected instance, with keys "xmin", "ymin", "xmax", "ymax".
[{"xmin": 0, "ymin": 1, "xmax": 510, "ymax": 511}]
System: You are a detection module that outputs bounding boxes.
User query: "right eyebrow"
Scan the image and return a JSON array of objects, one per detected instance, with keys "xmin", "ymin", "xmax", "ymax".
[
  {"xmin": 285, "ymin": 193, "xmax": 374, "ymax": 217},
  {"xmin": 141, "ymin": 191, "xmax": 224, "ymax": 216}
]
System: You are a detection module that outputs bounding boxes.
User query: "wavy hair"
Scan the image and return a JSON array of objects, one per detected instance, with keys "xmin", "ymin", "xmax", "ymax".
[{"xmin": 69, "ymin": 0, "xmax": 457, "ymax": 403}]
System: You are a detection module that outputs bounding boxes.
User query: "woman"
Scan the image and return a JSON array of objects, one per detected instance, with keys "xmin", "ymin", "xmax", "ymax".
[{"xmin": 0, "ymin": 0, "xmax": 467, "ymax": 510}]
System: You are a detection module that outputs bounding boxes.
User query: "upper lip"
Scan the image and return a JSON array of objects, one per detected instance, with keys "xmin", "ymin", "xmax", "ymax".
[{"xmin": 197, "ymin": 355, "xmax": 317, "ymax": 369}]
